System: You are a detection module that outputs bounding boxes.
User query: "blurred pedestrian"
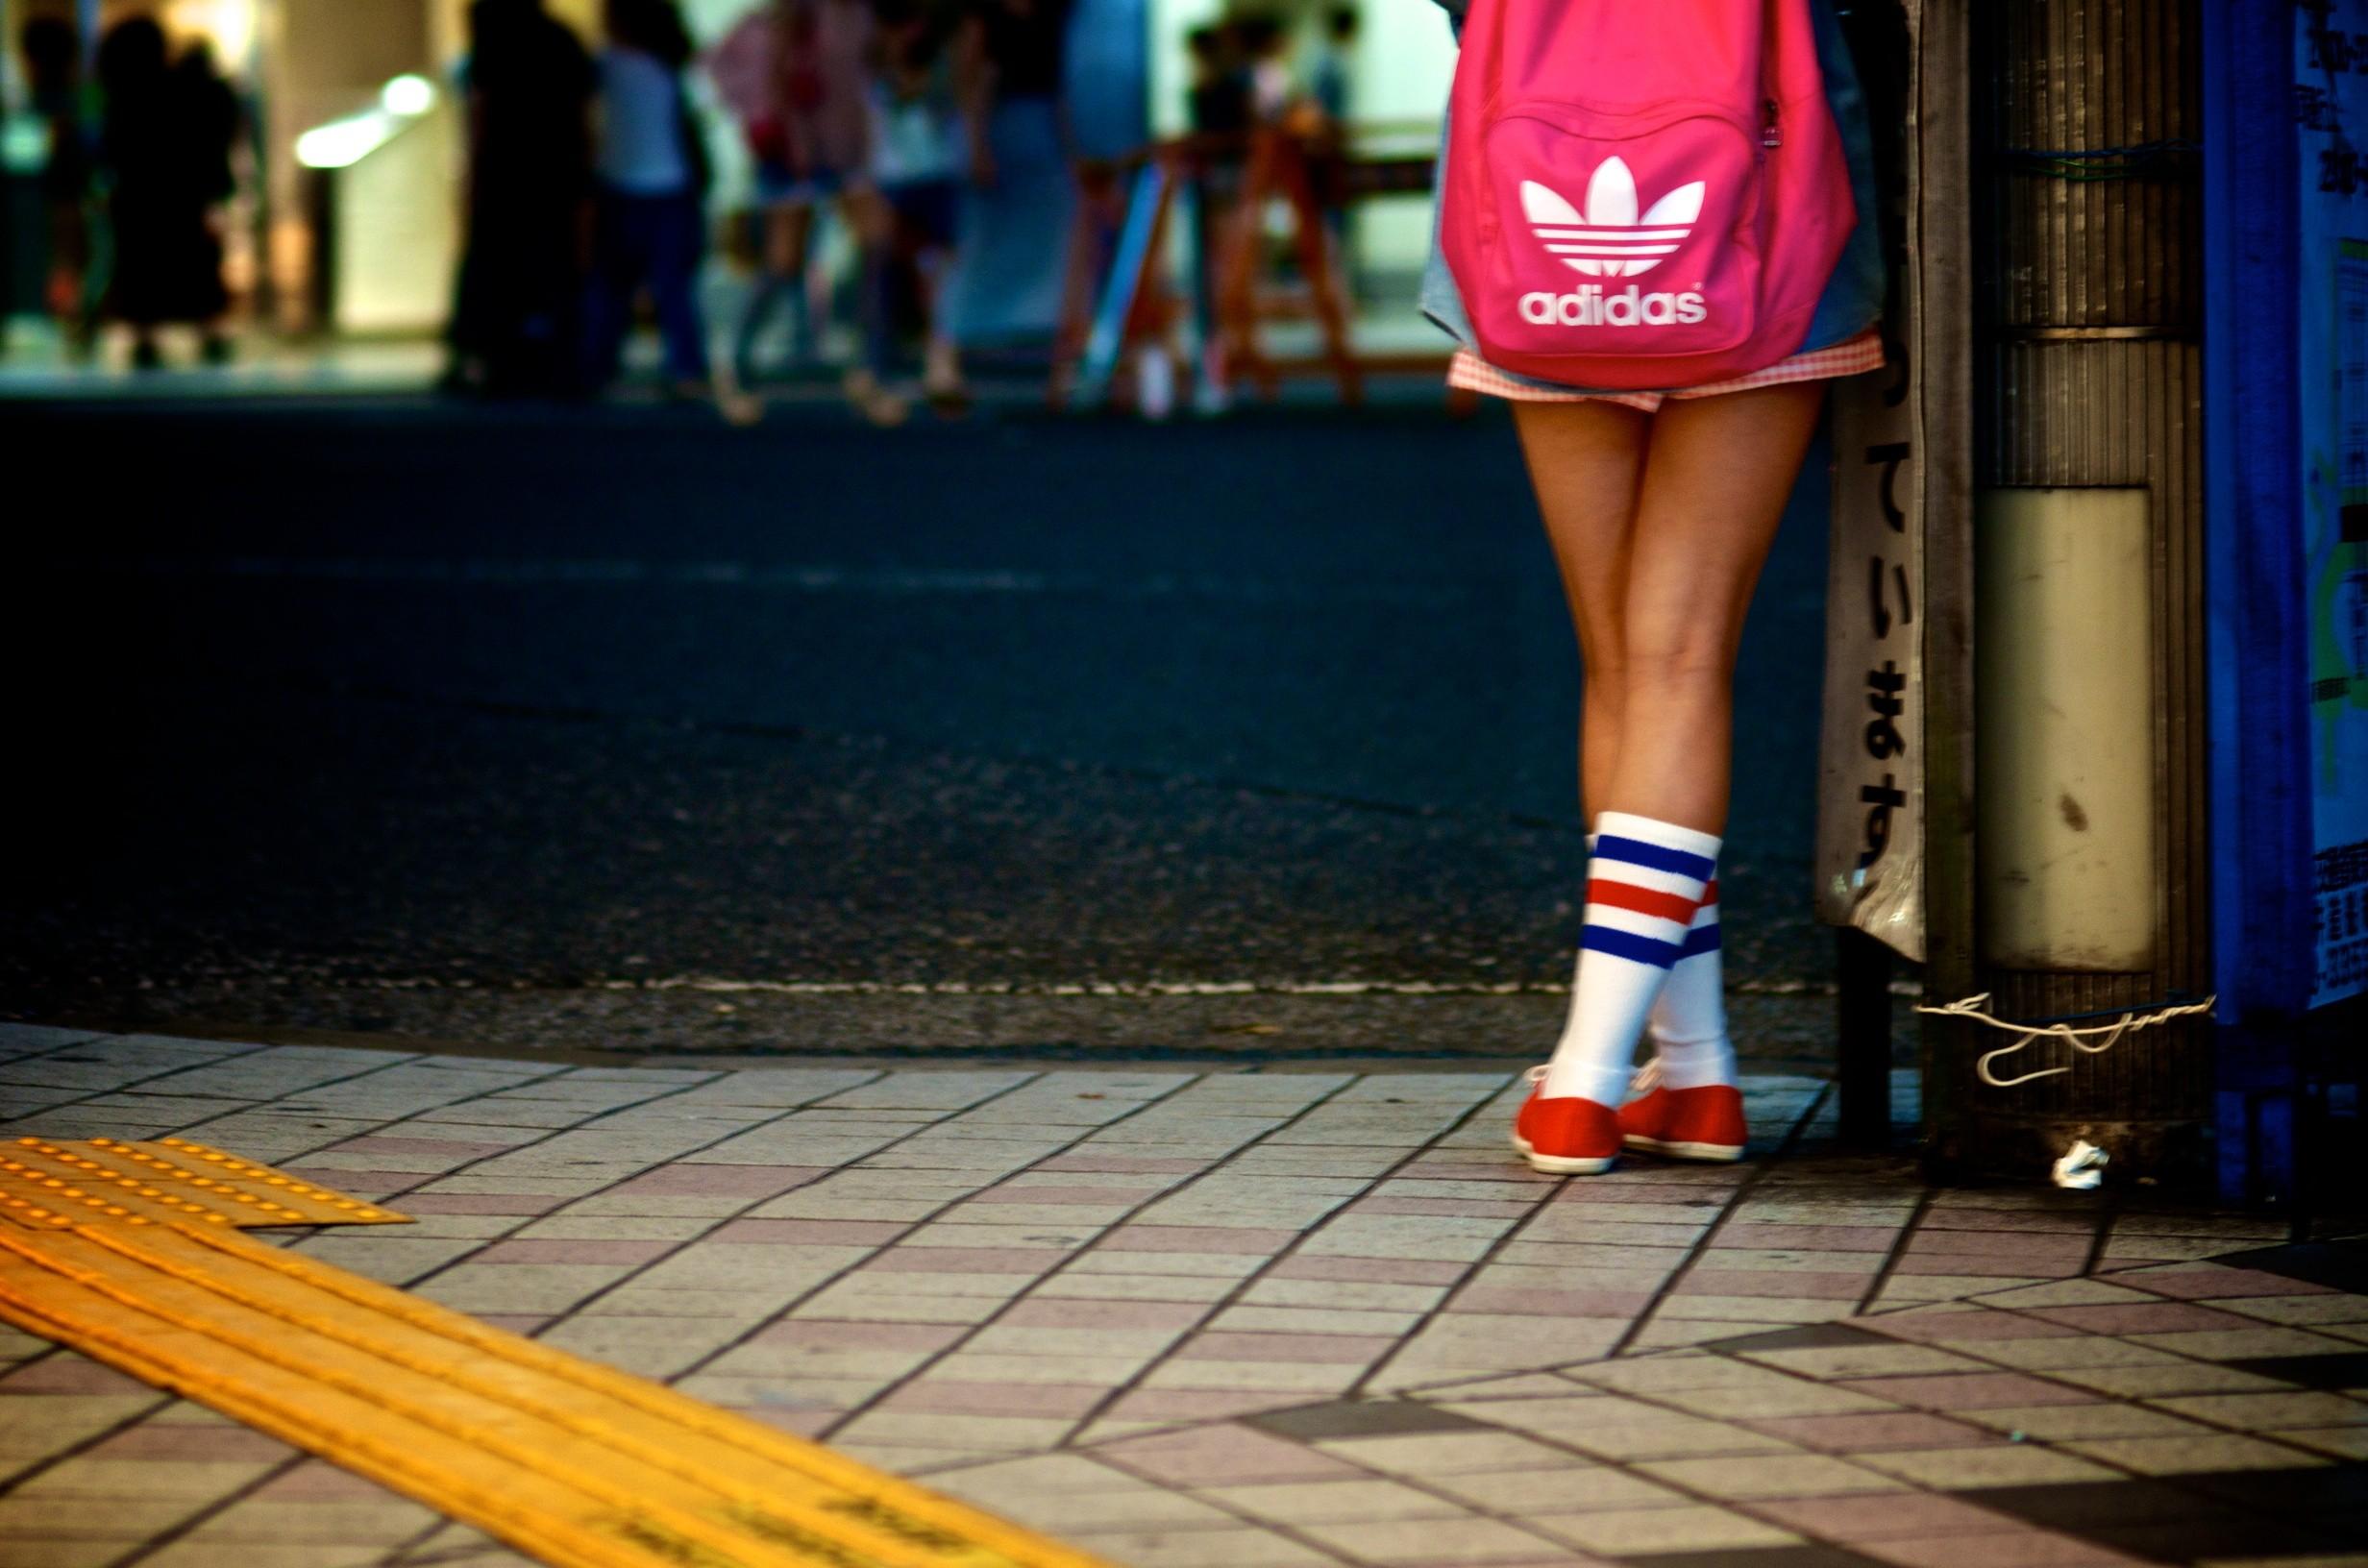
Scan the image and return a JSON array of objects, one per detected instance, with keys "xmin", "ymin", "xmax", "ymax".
[
  {"xmin": 1308, "ymin": 7, "xmax": 1356, "ymax": 125},
  {"xmin": 15, "ymin": 17, "xmax": 94, "ymax": 355},
  {"xmin": 1183, "ymin": 22, "xmax": 1247, "ymax": 394},
  {"xmin": 937, "ymin": 0, "xmax": 1073, "ymax": 376},
  {"xmin": 447, "ymin": 0, "xmax": 595, "ymax": 396},
  {"xmin": 1235, "ymin": 13, "xmax": 1294, "ymax": 125},
  {"xmin": 96, "ymin": 19, "xmax": 236, "ymax": 368},
  {"xmin": 582, "ymin": 0, "xmax": 754, "ymax": 421},
  {"xmin": 1054, "ymin": 0, "xmax": 1147, "ymax": 389},
  {"xmin": 845, "ymin": 0, "xmax": 965, "ymax": 424},
  {"xmin": 707, "ymin": 0, "xmax": 875, "ymax": 383},
  {"xmin": 1307, "ymin": 6, "xmax": 1360, "ymax": 296}
]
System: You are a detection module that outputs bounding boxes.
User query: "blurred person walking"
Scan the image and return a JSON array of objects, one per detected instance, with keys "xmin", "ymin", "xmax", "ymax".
[
  {"xmin": 14, "ymin": 17, "xmax": 94, "ymax": 355},
  {"xmin": 447, "ymin": 0, "xmax": 595, "ymax": 396},
  {"xmin": 845, "ymin": 0, "xmax": 965, "ymax": 424},
  {"xmin": 95, "ymin": 19, "xmax": 237, "ymax": 369},
  {"xmin": 1306, "ymin": 7, "xmax": 1361, "ymax": 298},
  {"xmin": 708, "ymin": 0, "xmax": 876, "ymax": 382},
  {"xmin": 1053, "ymin": 0, "xmax": 1147, "ymax": 392},
  {"xmin": 1308, "ymin": 5, "xmax": 1357, "ymax": 125},
  {"xmin": 937, "ymin": 0, "xmax": 1073, "ymax": 385},
  {"xmin": 1183, "ymin": 22, "xmax": 1248, "ymax": 398},
  {"xmin": 581, "ymin": 0, "xmax": 755, "ymax": 422}
]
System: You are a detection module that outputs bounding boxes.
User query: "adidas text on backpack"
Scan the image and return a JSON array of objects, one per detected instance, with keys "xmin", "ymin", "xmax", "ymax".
[{"xmin": 1441, "ymin": 0, "xmax": 1856, "ymax": 390}]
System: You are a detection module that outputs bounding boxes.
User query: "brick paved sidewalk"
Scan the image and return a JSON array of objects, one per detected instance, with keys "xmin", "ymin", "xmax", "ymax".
[{"xmin": 0, "ymin": 1024, "xmax": 2360, "ymax": 1568}]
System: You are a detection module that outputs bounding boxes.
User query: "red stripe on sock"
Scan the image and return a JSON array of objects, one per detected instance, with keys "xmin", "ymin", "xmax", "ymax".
[
  {"xmin": 1585, "ymin": 878, "xmax": 1700, "ymax": 925},
  {"xmin": 1702, "ymin": 878, "xmax": 1719, "ymax": 906}
]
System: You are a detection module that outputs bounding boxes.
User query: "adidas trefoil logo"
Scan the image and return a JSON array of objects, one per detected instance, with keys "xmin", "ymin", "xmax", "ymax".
[
  {"xmin": 1516, "ymin": 159, "xmax": 1710, "ymax": 329},
  {"xmin": 1521, "ymin": 159, "xmax": 1706, "ymax": 278}
]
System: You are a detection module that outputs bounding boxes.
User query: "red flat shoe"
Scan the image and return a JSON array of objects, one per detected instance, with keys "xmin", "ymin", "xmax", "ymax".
[
  {"xmin": 1617, "ymin": 1073, "xmax": 1747, "ymax": 1163},
  {"xmin": 1512, "ymin": 1067, "xmax": 1621, "ymax": 1175}
]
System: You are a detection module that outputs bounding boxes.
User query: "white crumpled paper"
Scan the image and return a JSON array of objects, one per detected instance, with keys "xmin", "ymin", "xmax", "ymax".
[{"xmin": 2051, "ymin": 1139, "xmax": 2109, "ymax": 1190}]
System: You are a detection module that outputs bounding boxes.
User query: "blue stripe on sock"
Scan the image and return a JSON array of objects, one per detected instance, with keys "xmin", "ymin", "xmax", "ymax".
[
  {"xmin": 1581, "ymin": 924, "xmax": 1683, "ymax": 969},
  {"xmin": 1678, "ymin": 923, "xmax": 1722, "ymax": 959},
  {"xmin": 1592, "ymin": 834, "xmax": 1717, "ymax": 884}
]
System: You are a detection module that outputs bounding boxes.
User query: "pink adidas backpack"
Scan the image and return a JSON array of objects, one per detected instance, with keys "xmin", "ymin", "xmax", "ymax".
[{"xmin": 1441, "ymin": 0, "xmax": 1855, "ymax": 390}]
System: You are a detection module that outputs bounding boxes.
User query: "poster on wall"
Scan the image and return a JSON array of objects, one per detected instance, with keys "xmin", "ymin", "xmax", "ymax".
[
  {"xmin": 1813, "ymin": 0, "xmax": 1925, "ymax": 962},
  {"xmin": 2300, "ymin": 7, "xmax": 2368, "ymax": 1005}
]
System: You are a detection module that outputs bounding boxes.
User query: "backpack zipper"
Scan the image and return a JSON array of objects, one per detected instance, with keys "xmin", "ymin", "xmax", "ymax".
[{"xmin": 1762, "ymin": 98, "xmax": 1782, "ymax": 149}]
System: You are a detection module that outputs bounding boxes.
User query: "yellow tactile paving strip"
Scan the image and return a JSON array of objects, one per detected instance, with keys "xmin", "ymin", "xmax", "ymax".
[
  {"xmin": 0, "ymin": 1140, "xmax": 1114, "ymax": 1568},
  {"xmin": 0, "ymin": 1136, "xmax": 412, "ymax": 1229}
]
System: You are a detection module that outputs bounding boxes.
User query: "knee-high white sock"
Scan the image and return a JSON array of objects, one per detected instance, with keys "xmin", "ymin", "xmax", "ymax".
[
  {"xmin": 1542, "ymin": 811, "xmax": 1721, "ymax": 1105},
  {"xmin": 1648, "ymin": 872, "xmax": 1736, "ymax": 1090}
]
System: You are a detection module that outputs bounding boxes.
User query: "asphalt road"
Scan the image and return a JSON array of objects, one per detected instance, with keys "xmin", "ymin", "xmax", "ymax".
[{"xmin": 4, "ymin": 394, "xmax": 1873, "ymax": 1061}]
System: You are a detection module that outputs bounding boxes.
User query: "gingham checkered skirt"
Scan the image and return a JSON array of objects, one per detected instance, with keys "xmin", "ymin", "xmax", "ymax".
[{"xmin": 1447, "ymin": 329, "xmax": 1886, "ymax": 410}]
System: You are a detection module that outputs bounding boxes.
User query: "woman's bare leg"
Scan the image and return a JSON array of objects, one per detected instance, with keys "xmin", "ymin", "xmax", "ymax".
[
  {"xmin": 1606, "ymin": 381, "xmax": 1825, "ymax": 836},
  {"xmin": 1511, "ymin": 399, "xmax": 1651, "ymax": 825}
]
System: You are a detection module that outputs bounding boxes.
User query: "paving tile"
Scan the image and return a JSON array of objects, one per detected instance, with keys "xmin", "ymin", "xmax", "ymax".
[
  {"xmin": 1636, "ymin": 1453, "xmax": 1905, "ymax": 1500},
  {"xmin": 1857, "ymin": 1530, "xmax": 2156, "ymax": 1567},
  {"xmin": 1318, "ymin": 1429, "xmax": 1588, "ymax": 1476},
  {"xmin": 1100, "ymin": 1226, "xmax": 1303, "ymax": 1255},
  {"xmin": 1530, "ymin": 1503, "xmax": 1804, "ymax": 1555},
  {"xmin": 0, "ymin": 1493, "xmax": 219, "ymax": 1538},
  {"xmin": 1025, "ymin": 1272, "xmax": 1240, "ymax": 1304},
  {"xmin": 873, "ymin": 1381, "xmax": 1109, "ymax": 1417},
  {"xmin": 2123, "ymin": 1326, "xmax": 2360, "ymax": 1361},
  {"xmin": 1099, "ymin": 1388, "xmax": 1323, "ymax": 1425},
  {"xmin": 1648, "ymin": 1382, "xmax": 1902, "ymax": 1420},
  {"xmin": 1839, "ymin": 1374, "xmax": 2100, "ymax": 1412},
  {"xmin": 1951, "ymin": 1404, "xmax": 2208, "ymax": 1441},
  {"xmin": 1427, "ymin": 1464, "xmax": 1694, "ymax": 1513},
  {"xmin": 1296, "ymin": 1515, "xmax": 1569, "ymax": 1564},
  {"xmin": 1097, "ymin": 1425, "xmax": 1364, "ymax": 1485},
  {"xmin": 1141, "ymin": 1359, "xmax": 1369, "ymax": 1395},
  {"xmin": 1415, "ymin": 1373, "xmax": 1584, "ymax": 1401},
  {"xmin": 2027, "ymin": 1302, "xmax": 2268, "ymax": 1335},
  {"xmin": 965, "ymin": 1324, "xmax": 1184, "ymax": 1359},
  {"xmin": 1057, "ymin": 1526, "xmax": 1338, "ymax": 1567},
  {"xmin": 1202, "ymin": 1477, "xmax": 1473, "ymax": 1525},
  {"xmin": 1173, "ymin": 1332, "xmax": 1399, "ymax": 1365},
  {"xmin": 0, "ymin": 1356, "xmax": 158, "ymax": 1397},
  {"xmin": 0, "ymin": 1394, "xmax": 168, "ymax": 1464},
  {"xmin": 1741, "ymin": 1412, "xmax": 1999, "ymax": 1452},
  {"xmin": 1865, "ymin": 1311, "xmax": 2086, "ymax": 1344},
  {"xmin": 1267, "ymin": 1257, "xmax": 1471, "ymax": 1286},
  {"xmin": 2043, "ymin": 1362, "xmax": 2295, "ymax": 1399},
  {"xmin": 2121, "ymin": 1265, "xmax": 2340, "ymax": 1301},
  {"xmin": 999, "ymin": 1298, "xmax": 1210, "ymax": 1331},
  {"xmin": 921, "ymin": 1352, "xmax": 1157, "ymax": 1386},
  {"xmin": 2054, "ymin": 1433, "xmax": 2333, "ymax": 1474},
  {"xmin": 468, "ymin": 1237, "xmax": 678, "ymax": 1265},
  {"xmin": 829, "ymin": 1410, "xmax": 1077, "ymax": 1453},
  {"xmin": 1741, "ymin": 1345, "xmax": 1997, "ymax": 1379},
  {"xmin": 181, "ymin": 1497, "xmax": 444, "ymax": 1542},
  {"xmin": 1850, "ymin": 1445, "xmax": 2123, "ymax": 1489},
  {"xmin": 2265, "ymin": 1424, "xmax": 2368, "ymax": 1460},
  {"xmin": 139, "ymin": 1544, "xmax": 397, "ymax": 1568},
  {"xmin": 1208, "ymin": 1304, "xmax": 1426, "ymax": 1336},
  {"xmin": 2146, "ymin": 1389, "xmax": 2368, "ymax": 1429},
  {"xmin": 1746, "ymin": 1491, "xmax": 2035, "ymax": 1542}
]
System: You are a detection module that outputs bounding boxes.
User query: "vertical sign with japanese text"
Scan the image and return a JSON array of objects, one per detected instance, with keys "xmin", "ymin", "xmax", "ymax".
[
  {"xmin": 1815, "ymin": 344, "xmax": 1926, "ymax": 960},
  {"xmin": 1813, "ymin": 1, "xmax": 1925, "ymax": 961},
  {"xmin": 2301, "ymin": 5, "xmax": 2368, "ymax": 1005}
]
